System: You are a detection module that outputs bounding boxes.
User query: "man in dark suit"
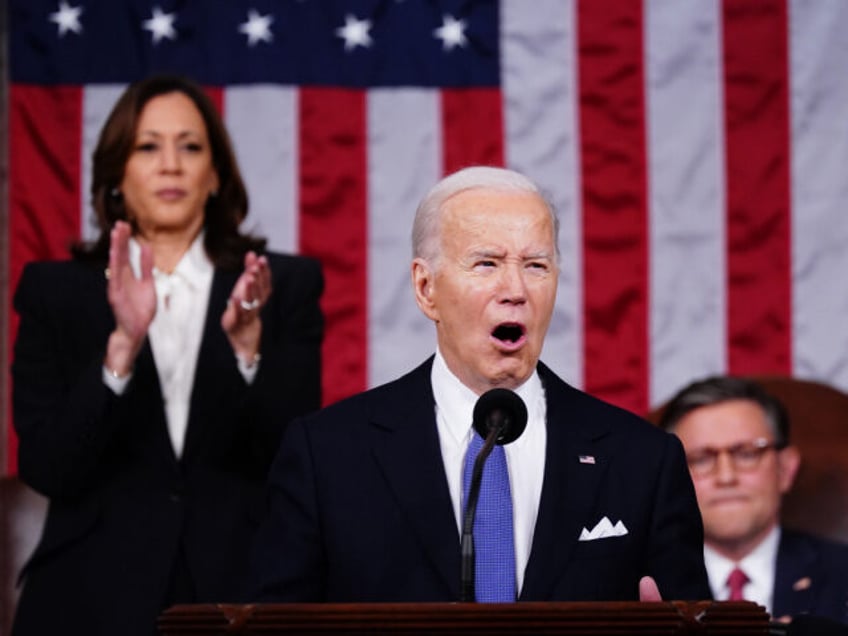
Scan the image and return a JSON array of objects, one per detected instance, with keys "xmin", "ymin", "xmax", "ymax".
[
  {"xmin": 658, "ymin": 376, "xmax": 848, "ymax": 626},
  {"xmin": 250, "ymin": 166, "xmax": 710, "ymax": 603}
]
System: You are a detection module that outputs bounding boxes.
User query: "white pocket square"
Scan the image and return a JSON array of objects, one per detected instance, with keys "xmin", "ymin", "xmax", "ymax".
[{"xmin": 578, "ymin": 516, "xmax": 628, "ymax": 541}]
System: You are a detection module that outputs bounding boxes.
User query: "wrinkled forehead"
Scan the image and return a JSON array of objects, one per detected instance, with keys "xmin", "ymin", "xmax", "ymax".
[{"xmin": 442, "ymin": 188, "xmax": 555, "ymax": 237}]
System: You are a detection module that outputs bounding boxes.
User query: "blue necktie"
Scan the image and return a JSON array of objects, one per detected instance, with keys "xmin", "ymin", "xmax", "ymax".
[{"xmin": 462, "ymin": 431, "xmax": 516, "ymax": 602}]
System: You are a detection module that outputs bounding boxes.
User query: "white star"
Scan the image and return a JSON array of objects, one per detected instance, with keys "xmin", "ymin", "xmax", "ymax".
[
  {"xmin": 433, "ymin": 14, "xmax": 467, "ymax": 51},
  {"xmin": 142, "ymin": 6, "xmax": 177, "ymax": 45},
  {"xmin": 239, "ymin": 9, "xmax": 273, "ymax": 46},
  {"xmin": 49, "ymin": 1, "xmax": 83, "ymax": 37},
  {"xmin": 335, "ymin": 14, "xmax": 372, "ymax": 52}
]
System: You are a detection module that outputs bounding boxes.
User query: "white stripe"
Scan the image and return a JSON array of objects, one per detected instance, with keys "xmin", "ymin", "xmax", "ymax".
[
  {"xmin": 225, "ymin": 86, "xmax": 299, "ymax": 254},
  {"xmin": 81, "ymin": 85, "xmax": 126, "ymax": 242},
  {"xmin": 645, "ymin": 0, "xmax": 727, "ymax": 406},
  {"xmin": 367, "ymin": 89, "xmax": 441, "ymax": 387},
  {"xmin": 501, "ymin": 0, "xmax": 583, "ymax": 388},
  {"xmin": 789, "ymin": 0, "xmax": 848, "ymax": 392}
]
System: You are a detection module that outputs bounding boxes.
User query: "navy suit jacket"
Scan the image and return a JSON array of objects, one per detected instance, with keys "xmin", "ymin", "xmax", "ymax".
[
  {"xmin": 11, "ymin": 253, "xmax": 323, "ymax": 636},
  {"xmin": 250, "ymin": 357, "xmax": 710, "ymax": 603},
  {"xmin": 772, "ymin": 528, "xmax": 848, "ymax": 625}
]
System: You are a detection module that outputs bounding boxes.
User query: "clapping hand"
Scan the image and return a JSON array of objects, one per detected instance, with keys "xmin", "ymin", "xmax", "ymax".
[
  {"xmin": 221, "ymin": 251, "xmax": 271, "ymax": 365},
  {"xmin": 104, "ymin": 220, "xmax": 156, "ymax": 377}
]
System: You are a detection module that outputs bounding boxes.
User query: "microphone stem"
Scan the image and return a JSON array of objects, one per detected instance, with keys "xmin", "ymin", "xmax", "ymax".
[{"xmin": 460, "ymin": 426, "xmax": 501, "ymax": 602}]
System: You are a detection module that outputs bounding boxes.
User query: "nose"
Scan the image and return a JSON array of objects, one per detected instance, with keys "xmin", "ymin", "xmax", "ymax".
[
  {"xmin": 160, "ymin": 142, "xmax": 181, "ymax": 172},
  {"xmin": 498, "ymin": 262, "xmax": 527, "ymax": 304},
  {"xmin": 713, "ymin": 450, "xmax": 738, "ymax": 485}
]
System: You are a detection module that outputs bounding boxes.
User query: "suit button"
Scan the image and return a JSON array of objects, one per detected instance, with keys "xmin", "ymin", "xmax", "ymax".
[{"xmin": 169, "ymin": 493, "xmax": 182, "ymax": 503}]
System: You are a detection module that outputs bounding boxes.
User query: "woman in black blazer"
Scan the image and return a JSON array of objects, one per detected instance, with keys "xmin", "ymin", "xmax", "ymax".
[{"xmin": 11, "ymin": 75, "xmax": 324, "ymax": 636}]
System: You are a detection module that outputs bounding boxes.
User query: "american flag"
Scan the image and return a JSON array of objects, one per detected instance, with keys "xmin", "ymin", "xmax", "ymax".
[{"xmin": 6, "ymin": 0, "xmax": 848, "ymax": 473}]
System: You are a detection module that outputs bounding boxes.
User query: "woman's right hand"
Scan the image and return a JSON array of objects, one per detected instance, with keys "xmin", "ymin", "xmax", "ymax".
[{"xmin": 104, "ymin": 220, "xmax": 156, "ymax": 377}]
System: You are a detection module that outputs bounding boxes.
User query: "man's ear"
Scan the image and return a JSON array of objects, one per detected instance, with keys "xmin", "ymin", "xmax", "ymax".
[
  {"xmin": 777, "ymin": 445, "xmax": 801, "ymax": 494},
  {"xmin": 412, "ymin": 258, "xmax": 438, "ymax": 321}
]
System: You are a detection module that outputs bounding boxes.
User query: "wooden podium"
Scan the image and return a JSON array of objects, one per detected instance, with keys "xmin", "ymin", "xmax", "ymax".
[{"xmin": 159, "ymin": 600, "xmax": 770, "ymax": 634}]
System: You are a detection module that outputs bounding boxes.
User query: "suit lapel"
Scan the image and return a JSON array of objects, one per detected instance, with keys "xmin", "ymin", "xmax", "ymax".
[
  {"xmin": 368, "ymin": 360, "xmax": 462, "ymax": 600},
  {"xmin": 132, "ymin": 337, "xmax": 178, "ymax": 462},
  {"xmin": 86, "ymin": 262, "xmax": 175, "ymax": 464},
  {"xmin": 520, "ymin": 365, "xmax": 613, "ymax": 600},
  {"xmin": 181, "ymin": 268, "xmax": 239, "ymax": 461},
  {"xmin": 772, "ymin": 531, "xmax": 816, "ymax": 619}
]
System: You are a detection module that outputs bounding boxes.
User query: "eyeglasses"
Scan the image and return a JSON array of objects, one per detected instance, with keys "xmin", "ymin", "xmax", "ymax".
[{"xmin": 686, "ymin": 438, "xmax": 781, "ymax": 477}]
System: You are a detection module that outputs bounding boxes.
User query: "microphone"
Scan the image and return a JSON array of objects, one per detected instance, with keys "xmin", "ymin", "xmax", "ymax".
[{"xmin": 460, "ymin": 388, "xmax": 528, "ymax": 602}]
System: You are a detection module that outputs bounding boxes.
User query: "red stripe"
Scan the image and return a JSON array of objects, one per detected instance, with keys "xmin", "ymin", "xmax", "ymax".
[
  {"xmin": 441, "ymin": 88, "xmax": 504, "ymax": 173},
  {"xmin": 7, "ymin": 85, "xmax": 84, "ymax": 472},
  {"xmin": 722, "ymin": 0, "xmax": 792, "ymax": 375},
  {"xmin": 577, "ymin": 0, "xmax": 650, "ymax": 415},
  {"xmin": 298, "ymin": 88, "xmax": 368, "ymax": 406},
  {"xmin": 203, "ymin": 86, "xmax": 225, "ymax": 116}
]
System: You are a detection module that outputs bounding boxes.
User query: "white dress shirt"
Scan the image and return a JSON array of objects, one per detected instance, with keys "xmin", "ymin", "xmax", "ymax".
[
  {"xmin": 704, "ymin": 525, "xmax": 780, "ymax": 613},
  {"xmin": 431, "ymin": 348, "xmax": 547, "ymax": 595},
  {"xmin": 102, "ymin": 233, "xmax": 257, "ymax": 457}
]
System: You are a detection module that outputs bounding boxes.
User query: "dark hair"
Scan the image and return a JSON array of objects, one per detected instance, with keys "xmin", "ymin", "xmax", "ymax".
[
  {"xmin": 658, "ymin": 376, "xmax": 790, "ymax": 447},
  {"xmin": 71, "ymin": 74, "xmax": 265, "ymax": 269}
]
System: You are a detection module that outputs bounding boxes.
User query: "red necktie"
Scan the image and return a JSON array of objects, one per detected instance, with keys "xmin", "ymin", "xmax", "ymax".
[{"xmin": 726, "ymin": 567, "xmax": 749, "ymax": 601}]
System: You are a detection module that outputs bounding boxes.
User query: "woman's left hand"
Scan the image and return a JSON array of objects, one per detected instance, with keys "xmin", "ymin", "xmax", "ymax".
[{"xmin": 222, "ymin": 251, "xmax": 271, "ymax": 365}]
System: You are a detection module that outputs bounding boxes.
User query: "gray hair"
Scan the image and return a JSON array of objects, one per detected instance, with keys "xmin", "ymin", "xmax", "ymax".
[
  {"xmin": 411, "ymin": 166, "xmax": 560, "ymax": 266},
  {"xmin": 658, "ymin": 375, "xmax": 790, "ymax": 447}
]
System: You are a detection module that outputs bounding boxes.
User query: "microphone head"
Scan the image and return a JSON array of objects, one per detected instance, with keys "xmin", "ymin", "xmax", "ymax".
[{"xmin": 472, "ymin": 388, "xmax": 528, "ymax": 445}]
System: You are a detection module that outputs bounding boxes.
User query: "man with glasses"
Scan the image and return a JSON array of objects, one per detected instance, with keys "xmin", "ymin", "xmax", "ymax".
[{"xmin": 659, "ymin": 376, "xmax": 848, "ymax": 629}]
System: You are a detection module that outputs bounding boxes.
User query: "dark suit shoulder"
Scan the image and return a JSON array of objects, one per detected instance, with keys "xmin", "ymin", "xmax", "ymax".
[
  {"xmin": 264, "ymin": 251, "xmax": 321, "ymax": 274},
  {"xmin": 781, "ymin": 528, "xmax": 848, "ymax": 564},
  {"xmin": 263, "ymin": 251, "xmax": 324, "ymax": 298},
  {"xmin": 295, "ymin": 359, "xmax": 433, "ymax": 432},
  {"xmin": 537, "ymin": 361, "xmax": 670, "ymax": 441},
  {"xmin": 18, "ymin": 258, "xmax": 104, "ymax": 285},
  {"xmin": 15, "ymin": 258, "xmax": 107, "ymax": 311}
]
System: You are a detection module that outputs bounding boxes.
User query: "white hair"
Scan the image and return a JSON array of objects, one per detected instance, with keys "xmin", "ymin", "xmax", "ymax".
[{"xmin": 411, "ymin": 166, "xmax": 559, "ymax": 266}]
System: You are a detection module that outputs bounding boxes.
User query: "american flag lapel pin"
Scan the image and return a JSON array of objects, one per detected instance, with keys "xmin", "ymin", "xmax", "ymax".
[{"xmin": 578, "ymin": 455, "xmax": 596, "ymax": 465}]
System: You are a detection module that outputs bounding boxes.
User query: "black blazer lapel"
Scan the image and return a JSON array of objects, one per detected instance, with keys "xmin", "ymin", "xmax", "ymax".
[
  {"xmin": 520, "ymin": 365, "xmax": 614, "ymax": 600},
  {"xmin": 129, "ymin": 337, "xmax": 179, "ymax": 462},
  {"xmin": 182, "ymin": 268, "xmax": 242, "ymax": 461},
  {"xmin": 80, "ymin": 262, "xmax": 175, "ymax": 466},
  {"xmin": 368, "ymin": 359, "xmax": 462, "ymax": 600},
  {"xmin": 773, "ymin": 531, "xmax": 817, "ymax": 620}
]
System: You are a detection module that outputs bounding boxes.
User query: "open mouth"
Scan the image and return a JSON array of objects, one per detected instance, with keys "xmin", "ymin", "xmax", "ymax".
[{"xmin": 492, "ymin": 323, "xmax": 526, "ymax": 345}]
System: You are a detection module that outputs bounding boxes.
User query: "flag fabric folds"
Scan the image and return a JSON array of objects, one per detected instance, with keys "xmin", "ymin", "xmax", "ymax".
[{"xmin": 6, "ymin": 0, "xmax": 848, "ymax": 472}]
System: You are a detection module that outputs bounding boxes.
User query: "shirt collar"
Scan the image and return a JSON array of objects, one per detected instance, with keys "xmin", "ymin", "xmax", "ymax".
[
  {"xmin": 704, "ymin": 525, "xmax": 781, "ymax": 596},
  {"xmin": 431, "ymin": 347, "xmax": 543, "ymax": 446},
  {"xmin": 128, "ymin": 231, "xmax": 212, "ymax": 290}
]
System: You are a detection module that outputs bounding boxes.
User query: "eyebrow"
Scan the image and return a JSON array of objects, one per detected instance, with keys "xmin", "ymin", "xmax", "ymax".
[
  {"xmin": 136, "ymin": 130, "xmax": 204, "ymax": 140},
  {"xmin": 523, "ymin": 251, "xmax": 553, "ymax": 260},
  {"xmin": 469, "ymin": 249, "xmax": 503, "ymax": 259},
  {"xmin": 468, "ymin": 249, "xmax": 553, "ymax": 259}
]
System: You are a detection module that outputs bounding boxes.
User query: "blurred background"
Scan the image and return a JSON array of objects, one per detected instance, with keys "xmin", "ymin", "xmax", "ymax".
[{"xmin": 3, "ymin": 0, "xmax": 848, "ymax": 475}]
